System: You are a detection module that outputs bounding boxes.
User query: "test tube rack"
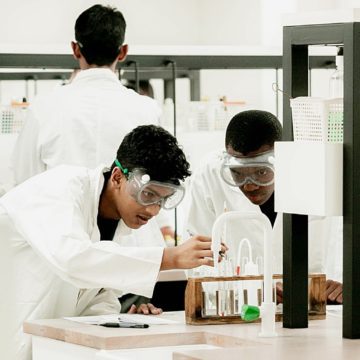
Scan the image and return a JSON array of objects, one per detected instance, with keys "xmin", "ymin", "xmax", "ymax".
[{"xmin": 185, "ymin": 274, "xmax": 326, "ymax": 325}]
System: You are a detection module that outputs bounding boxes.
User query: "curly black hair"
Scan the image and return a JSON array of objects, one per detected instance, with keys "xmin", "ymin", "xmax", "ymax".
[
  {"xmin": 225, "ymin": 110, "xmax": 282, "ymax": 155},
  {"xmin": 112, "ymin": 125, "xmax": 191, "ymax": 185},
  {"xmin": 75, "ymin": 4, "xmax": 126, "ymax": 66}
]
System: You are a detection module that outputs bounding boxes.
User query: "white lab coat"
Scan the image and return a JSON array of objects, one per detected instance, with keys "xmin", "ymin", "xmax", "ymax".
[
  {"xmin": 186, "ymin": 150, "xmax": 343, "ymax": 278},
  {"xmin": 12, "ymin": 68, "xmax": 161, "ymax": 183},
  {"xmin": 0, "ymin": 165, "xmax": 164, "ymax": 359}
]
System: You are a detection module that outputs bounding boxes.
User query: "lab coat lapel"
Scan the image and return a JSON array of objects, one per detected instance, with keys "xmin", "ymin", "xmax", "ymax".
[{"xmin": 89, "ymin": 166, "xmax": 108, "ymax": 242}]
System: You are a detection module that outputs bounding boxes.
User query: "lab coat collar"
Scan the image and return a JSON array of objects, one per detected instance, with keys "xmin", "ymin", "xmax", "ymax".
[{"xmin": 72, "ymin": 68, "xmax": 119, "ymax": 84}]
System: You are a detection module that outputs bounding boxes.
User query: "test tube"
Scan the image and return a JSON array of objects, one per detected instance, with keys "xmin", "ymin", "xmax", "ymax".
[
  {"xmin": 202, "ymin": 282, "xmax": 217, "ymax": 317},
  {"xmin": 215, "ymin": 257, "xmax": 237, "ymax": 316}
]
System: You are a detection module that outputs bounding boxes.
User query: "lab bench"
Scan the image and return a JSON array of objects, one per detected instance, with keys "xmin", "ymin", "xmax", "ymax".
[{"xmin": 23, "ymin": 308, "xmax": 360, "ymax": 360}]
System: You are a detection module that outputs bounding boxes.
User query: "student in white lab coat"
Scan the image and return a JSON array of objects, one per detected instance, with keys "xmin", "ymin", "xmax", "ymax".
[
  {"xmin": 1, "ymin": 125, "xmax": 226, "ymax": 360},
  {"xmin": 10, "ymin": 4, "xmax": 172, "ymax": 312},
  {"xmin": 186, "ymin": 110, "xmax": 343, "ymax": 304},
  {"xmin": 12, "ymin": 4, "xmax": 161, "ymax": 182}
]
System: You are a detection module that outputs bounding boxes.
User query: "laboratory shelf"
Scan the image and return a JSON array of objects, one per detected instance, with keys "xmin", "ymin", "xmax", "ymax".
[{"xmin": 0, "ymin": 48, "xmax": 335, "ymax": 102}]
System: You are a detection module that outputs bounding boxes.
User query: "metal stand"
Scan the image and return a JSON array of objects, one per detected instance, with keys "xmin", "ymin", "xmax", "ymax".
[{"xmin": 282, "ymin": 22, "xmax": 360, "ymax": 338}]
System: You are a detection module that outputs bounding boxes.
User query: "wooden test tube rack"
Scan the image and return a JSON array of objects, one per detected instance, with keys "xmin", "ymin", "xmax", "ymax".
[{"xmin": 185, "ymin": 274, "xmax": 326, "ymax": 325}]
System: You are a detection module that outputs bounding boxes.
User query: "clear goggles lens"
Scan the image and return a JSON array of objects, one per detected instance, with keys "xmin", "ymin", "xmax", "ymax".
[
  {"xmin": 220, "ymin": 150, "xmax": 275, "ymax": 187},
  {"xmin": 126, "ymin": 169, "xmax": 185, "ymax": 210}
]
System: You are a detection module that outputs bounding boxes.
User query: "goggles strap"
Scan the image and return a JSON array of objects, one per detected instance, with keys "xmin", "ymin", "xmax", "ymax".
[{"xmin": 115, "ymin": 159, "xmax": 129, "ymax": 175}]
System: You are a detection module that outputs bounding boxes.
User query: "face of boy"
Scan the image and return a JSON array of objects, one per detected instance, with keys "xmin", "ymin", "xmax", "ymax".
[
  {"xmin": 102, "ymin": 168, "xmax": 161, "ymax": 229},
  {"xmin": 117, "ymin": 185, "xmax": 161, "ymax": 228},
  {"xmin": 226, "ymin": 144, "xmax": 274, "ymax": 206}
]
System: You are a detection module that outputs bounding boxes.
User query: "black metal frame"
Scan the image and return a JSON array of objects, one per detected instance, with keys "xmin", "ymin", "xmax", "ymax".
[
  {"xmin": 0, "ymin": 52, "xmax": 335, "ymax": 103},
  {"xmin": 0, "ymin": 53, "xmax": 335, "ymax": 70},
  {"xmin": 283, "ymin": 22, "xmax": 360, "ymax": 339},
  {"xmin": 0, "ymin": 53, "xmax": 283, "ymax": 69},
  {"xmin": 0, "ymin": 70, "xmax": 192, "ymax": 81}
]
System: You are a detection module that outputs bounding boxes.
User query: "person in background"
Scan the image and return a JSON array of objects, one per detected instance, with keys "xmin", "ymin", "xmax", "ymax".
[
  {"xmin": 125, "ymin": 79, "xmax": 154, "ymax": 98},
  {"xmin": 1, "ymin": 125, "xmax": 227, "ymax": 360},
  {"xmin": 124, "ymin": 78, "xmax": 176, "ymax": 242},
  {"xmin": 11, "ymin": 4, "xmax": 167, "ymax": 314},
  {"xmin": 186, "ymin": 110, "xmax": 343, "ymax": 304},
  {"xmin": 12, "ymin": 4, "xmax": 161, "ymax": 183}
]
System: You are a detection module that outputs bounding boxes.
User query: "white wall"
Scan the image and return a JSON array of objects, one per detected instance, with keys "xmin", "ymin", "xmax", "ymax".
[
  {"xmin": 0, "ymin": 0, "xmax": 350, "ymax": 113},
  {"xmin": 261, "ymin": 0, "xmax": 297, "ymax": 48},
  {"xmin": 0, "ymin": 0, "xmax": 348, "ymax": 147},
  {"xmin": 197, "ymin": 0, "xmax": 262, "ymax": 46},
  {"xmin": 0, "ymin": 0, "xmax": 261, "ymax": 47},
  {"xmin": 0, "ymin": 0, "xmax": 267, "ymax": 110},
  {"xmin": 297, "ymin": 0, "xmax": 345, "ymax": 11}
]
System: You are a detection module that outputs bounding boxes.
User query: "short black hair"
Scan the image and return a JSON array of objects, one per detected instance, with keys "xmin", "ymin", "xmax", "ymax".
[
  {"xmin": 75, "ymin": 4, "xmax": 126, "ymax": 66},
  {"xmin": 113, "ymin": 125, "xmax": 191, "ymax": 185},
  {"xmin": 225, "ymin": 110, "xmax": 282, "ymax": 154}
]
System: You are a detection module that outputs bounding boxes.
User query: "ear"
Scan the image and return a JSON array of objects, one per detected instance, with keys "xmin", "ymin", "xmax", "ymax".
[
  {"xmin": 71, "ymin": 41, "xmax": 81, "ymax": 60},
  {"xmin": 117, "ymin": 44, "xmax": 128, "ymax": 62},
  {"xmin": 110, "ymin": 167, "xmax": 125, "ymax": 188}
]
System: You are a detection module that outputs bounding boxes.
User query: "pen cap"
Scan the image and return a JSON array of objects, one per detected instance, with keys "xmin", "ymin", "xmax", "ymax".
[{"xmin": 138, "ymin": 324, "xmax": 149, "ymax": 328}]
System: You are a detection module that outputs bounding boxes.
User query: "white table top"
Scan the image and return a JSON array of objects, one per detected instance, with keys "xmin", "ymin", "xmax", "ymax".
[{"xmin": 23, "ymin": 307, "xmax": 360, "ymax": 359}]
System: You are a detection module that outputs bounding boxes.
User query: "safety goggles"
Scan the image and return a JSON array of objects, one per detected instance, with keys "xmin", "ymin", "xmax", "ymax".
[
  {"xmin": 220, "ymin": 150, "xmax": 275, "ymax": 187},
  {"xmin": 115, "ymin": 160, "xmax": 185, "ymax": 210}
]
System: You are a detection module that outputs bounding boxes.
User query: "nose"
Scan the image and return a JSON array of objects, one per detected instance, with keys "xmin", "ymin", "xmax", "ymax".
[{"xmin": 242, "ymin": 180, "xmax": 260, "ymax": 191}]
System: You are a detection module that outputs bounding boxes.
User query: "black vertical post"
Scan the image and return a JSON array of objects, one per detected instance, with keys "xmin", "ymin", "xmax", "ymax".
[
  {"xmin": 343, "ymin": 22, "xmax": 360, "ymax": 339},
  {"xmin": 282, "ymin": 214, "xmax": 309, "ymax": 328},
  {"xmin": 167, "ymin": 61, "xmax": 177, "ymax": 138},
  {"xmin": 166, "ymin": 61, "xmax": 178, "ymax": 245},
  {"xmin": 282, "ymin": 28, "xmax": 309, "ymax": 328},
  {"xmin": 189, "ymin": 70, "xmax": 201, "ymax": 101},
  {"xmin": 275, "ymin": 68, "xmax": 279, "ymax": 118}
]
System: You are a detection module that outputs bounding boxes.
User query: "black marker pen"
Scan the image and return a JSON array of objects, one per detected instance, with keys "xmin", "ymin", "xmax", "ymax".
[{"xmin": 100, "ymin": 322, "xmax": 149, "ymax": 328}]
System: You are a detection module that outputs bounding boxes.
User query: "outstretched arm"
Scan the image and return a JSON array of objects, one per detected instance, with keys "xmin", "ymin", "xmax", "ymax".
[{"xmin": 161, "ymin": 235, "xmax": 227, "ymax": 270}]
